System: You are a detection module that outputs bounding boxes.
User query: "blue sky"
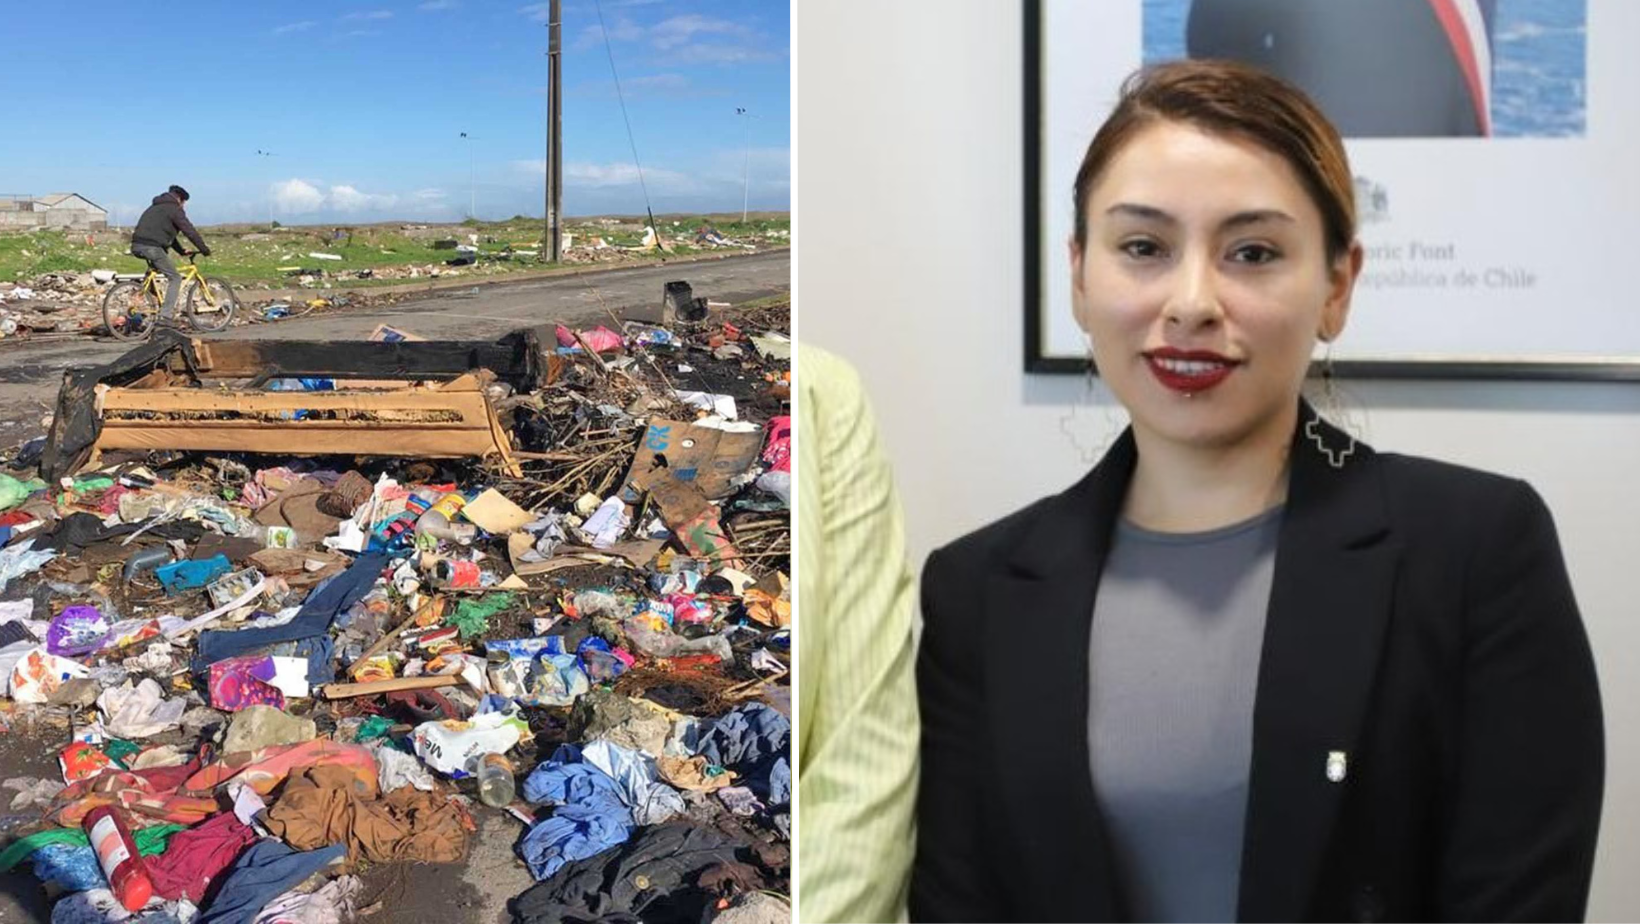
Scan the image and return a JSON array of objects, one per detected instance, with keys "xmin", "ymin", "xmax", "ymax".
[{"xmin": 0, "ymin": 1, "xmax": 789, "ymax": 226}]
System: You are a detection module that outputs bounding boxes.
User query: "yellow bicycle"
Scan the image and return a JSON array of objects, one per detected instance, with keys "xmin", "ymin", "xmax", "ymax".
[{"xmin": 102, "ymin": 253, "xmax": 239, "ymax": 340}]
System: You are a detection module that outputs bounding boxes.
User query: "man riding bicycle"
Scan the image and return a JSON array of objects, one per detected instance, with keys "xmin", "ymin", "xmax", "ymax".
[{"xmin": 130, "ymin": 185, "xmax": 212, "ymax": 330}]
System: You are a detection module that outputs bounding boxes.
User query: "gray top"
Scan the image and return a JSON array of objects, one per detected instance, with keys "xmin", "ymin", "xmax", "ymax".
[{"xmin": 1087, "ymin": 505, "xmax": 1283, "ymax": 923}]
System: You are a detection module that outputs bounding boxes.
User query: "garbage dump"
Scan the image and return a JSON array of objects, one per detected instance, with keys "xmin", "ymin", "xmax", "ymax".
[{"xmin": 0, "ymin": 295, "xmax": 792, "ymax": 922}]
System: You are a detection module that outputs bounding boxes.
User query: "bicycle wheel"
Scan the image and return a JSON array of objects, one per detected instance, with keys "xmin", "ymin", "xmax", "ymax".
[
  {"xmin": 102, "ymin": 280, "xmax": 157, "ymax": 341},
  {"xmin": 185, "ymin": 277, "xmax": 239, "ymax": 332}
]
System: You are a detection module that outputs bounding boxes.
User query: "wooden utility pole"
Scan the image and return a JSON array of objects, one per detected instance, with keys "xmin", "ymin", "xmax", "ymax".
[{"xmin": 545, "ymin": 0, "xmax": 563, "ymax": 263}]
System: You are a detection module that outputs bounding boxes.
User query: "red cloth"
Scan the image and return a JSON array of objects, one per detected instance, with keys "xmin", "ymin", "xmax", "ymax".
[{"xmin": 146, "ymin": 812, "xmax": 259, "ymax": 902}]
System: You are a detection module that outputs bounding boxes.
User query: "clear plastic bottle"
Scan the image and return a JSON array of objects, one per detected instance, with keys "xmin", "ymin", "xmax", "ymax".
[
  {"xmin": 477, "ymin": 753, "xmax": 515, "ymax": 807},
  {"xmin": 416, "ymin": 508, "xmax": 478, "ymax": 545},
  {"xmin": 415, "ymin": 491, "xmax": 476, "ymax": 545}
]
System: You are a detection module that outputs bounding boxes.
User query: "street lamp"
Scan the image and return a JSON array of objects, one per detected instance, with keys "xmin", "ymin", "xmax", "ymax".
[
  {"xmin": 255, "ymin": 149, "xmax": 275, "ymax": 229},
  {"xmin": 734, "ymin": 108, "xmax": 757, "ymax": 225},
  {"xmin": 460, "ymin": 132, "xmax": 475, "ymax": 221}
]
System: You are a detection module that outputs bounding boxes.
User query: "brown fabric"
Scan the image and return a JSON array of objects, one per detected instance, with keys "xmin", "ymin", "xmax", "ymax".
[
  {"xmin": 658, "ymin": 755, "xmax": 736, "ymax": 792},
  {"xmin": 254, "ymin": 478, "xmax": 342, "ymax": 545},
  {"xmin": 192, "ymin": 533, "xmax": 266, "ymax": 565},
  {"xmin": 264, "ymin": 763, "xmax": 470, "ymax": 864},
  {"xmin": 248, "ymin": 548, "xmax": 349, "ymax": 586}
]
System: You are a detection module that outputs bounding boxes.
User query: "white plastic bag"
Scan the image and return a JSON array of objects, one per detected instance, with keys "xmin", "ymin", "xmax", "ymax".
[
  {"xmin": 412, "ymin": 708, "xmax": 527, "ymax": 777},
  {"xmin": 9, "ymin": 647, "xmax": 90, "ymax": 704}
]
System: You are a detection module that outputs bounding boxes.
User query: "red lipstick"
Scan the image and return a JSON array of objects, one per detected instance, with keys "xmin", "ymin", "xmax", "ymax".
[{"xmin": 1144, "ymin": 347, "xmax": 1239, "ymax": 393}]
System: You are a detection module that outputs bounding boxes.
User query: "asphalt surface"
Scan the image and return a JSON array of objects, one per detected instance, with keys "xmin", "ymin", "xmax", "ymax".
[{"xmin": 0, "ymin": 250, "xmax": 788, "ymax": 449}]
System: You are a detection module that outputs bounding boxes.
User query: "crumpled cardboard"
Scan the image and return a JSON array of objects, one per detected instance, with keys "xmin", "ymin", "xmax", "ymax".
[{"xmin": 623, "ymin": 419, "xmax": 762, "ymax": 501}]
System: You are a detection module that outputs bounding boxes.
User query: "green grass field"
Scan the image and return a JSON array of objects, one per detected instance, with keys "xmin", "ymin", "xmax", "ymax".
[{"xmin": 0, "ymin": 213, "xmax": 789, "ymax": 289}]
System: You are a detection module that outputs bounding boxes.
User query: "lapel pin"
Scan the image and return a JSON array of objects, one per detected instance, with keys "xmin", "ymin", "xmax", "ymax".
[{"xmin": 1326, "ymin": 751, "xmax": 1348, "ymax": 783}]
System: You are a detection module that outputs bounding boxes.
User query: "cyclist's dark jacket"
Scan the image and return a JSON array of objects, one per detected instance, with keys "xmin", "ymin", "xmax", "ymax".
[{"xmin": 131, "ymin": 193, "xmax": 207, "ymax": 255}]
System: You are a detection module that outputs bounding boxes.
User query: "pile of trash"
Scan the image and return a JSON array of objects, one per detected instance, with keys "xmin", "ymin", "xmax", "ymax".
[
  {"xmin": 0, "ymin": 274, "xmax": 120, "ymax": 339},
  {"xmin": 0, "ymin": 292, "xmax": 792, "ymax": 922}
]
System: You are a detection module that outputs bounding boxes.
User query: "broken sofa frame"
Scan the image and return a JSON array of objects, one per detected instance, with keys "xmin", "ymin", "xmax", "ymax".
[{"xmin": 42, "ymin": 329, "xmax": 546, "ymax": 480}]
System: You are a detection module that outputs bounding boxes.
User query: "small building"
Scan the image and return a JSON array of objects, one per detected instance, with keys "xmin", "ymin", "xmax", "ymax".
[{"xmin": 0, "ymin": 193, "xmax": 109, "ymax": 231}]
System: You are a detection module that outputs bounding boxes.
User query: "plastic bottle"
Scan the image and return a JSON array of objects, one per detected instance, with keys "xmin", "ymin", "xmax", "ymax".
[
  {"xmin": 416, "ymin": 507, "xmax": 478, "ymax": 545},
  {"xmin": 122, "ymin": 547, "xmax": 174, "ymax": 582},
  {"xmin": 433, "ymin": 558, "xmax": 483, "ymax": 590},
  {"xmin": 83, "ymin": 805, "xmax": 153, "ymax": 912},
  {"xmin": 477, "ymin": 753, "xmax": 516, "ymax": 808},
  {"xmin": 414, "ymin": 491, "xmax": 476, "ymax": 545},
  {"xmin": 429, "ymin": 492, "xmax": 467, "ymax": 520}
]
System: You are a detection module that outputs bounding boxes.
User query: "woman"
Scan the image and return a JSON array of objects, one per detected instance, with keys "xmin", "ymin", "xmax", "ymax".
[{"xmin": 911, "ymin": 60, "xmax": 1602, "ymax": 923}]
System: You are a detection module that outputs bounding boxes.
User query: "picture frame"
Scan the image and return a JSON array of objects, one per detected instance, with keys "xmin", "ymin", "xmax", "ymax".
[{"xmin": 1024, "ymin": 0, "xmax": 1640, "ymax": 381}]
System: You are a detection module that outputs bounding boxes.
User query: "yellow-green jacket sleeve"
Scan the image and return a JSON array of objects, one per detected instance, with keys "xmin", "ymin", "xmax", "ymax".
[{"xmin": 797, "ymin": 347, "xmax": 919, "ymax": 923}]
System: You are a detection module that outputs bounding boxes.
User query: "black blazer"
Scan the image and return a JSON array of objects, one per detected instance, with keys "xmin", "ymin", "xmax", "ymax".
[{"xmin": 911, "ymin": 409, "xmax": 1604, "ymax": 922}]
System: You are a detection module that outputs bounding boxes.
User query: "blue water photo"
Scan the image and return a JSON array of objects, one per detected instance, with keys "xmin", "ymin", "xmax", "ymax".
[{"xmin": 1140, "ymin": 0, "xmax": 1586, "ymax": 138}]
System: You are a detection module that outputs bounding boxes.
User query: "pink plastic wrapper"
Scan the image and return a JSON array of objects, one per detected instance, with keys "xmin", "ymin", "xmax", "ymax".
[
  {"xmin": 208, "ymin": 656, "xmax": 286, "ymax": 712},
  {"xmin": 578, "ymin": 325, "xmax": 625, "ymax": 353},
  {"xmin": 668, "ymin": 594, "xmax": 714, "ymax": 625},
  {"xmin": 555, "ymin": 324, "xmax": 626, "ymax": 353},
  {"xmin": 762, "ymin": 416, "xmax": 792, "ymax": 473}
]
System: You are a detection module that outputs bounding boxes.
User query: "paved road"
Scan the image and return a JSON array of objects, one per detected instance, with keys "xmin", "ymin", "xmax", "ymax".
[{"xmin": 0, "ymin": 251, "xmax": 789, "ymax": 449}]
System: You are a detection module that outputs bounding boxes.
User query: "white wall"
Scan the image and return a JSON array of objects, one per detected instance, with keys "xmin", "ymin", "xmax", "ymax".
[{"xmin": 794, "ymin": 3, "xmax": 1640, "ymax": 920}]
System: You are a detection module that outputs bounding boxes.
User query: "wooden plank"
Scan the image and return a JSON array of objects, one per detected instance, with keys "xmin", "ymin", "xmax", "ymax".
[{"xmin": 319, "ymin": 674, "xmax": 459, "ymax": 699}]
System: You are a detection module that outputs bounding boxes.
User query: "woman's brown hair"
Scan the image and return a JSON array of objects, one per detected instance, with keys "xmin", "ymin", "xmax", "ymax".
[{"xmin": 1073, "ymin": 59, "xmax": 1356, "ymax": 263}]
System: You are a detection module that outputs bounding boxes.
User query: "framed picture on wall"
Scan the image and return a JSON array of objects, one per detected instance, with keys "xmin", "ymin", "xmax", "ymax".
[{"xmin": 1025, "ymin": 0, "xmax": 1640, "ymax": 381}]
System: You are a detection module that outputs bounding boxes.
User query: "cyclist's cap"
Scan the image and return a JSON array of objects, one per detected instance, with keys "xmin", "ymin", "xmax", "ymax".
[{"xmin": 168, "ymin": 185, "xmax": 190, "ymax": 201}]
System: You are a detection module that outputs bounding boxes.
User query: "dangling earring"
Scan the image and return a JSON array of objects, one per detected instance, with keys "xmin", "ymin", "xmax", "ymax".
[
  {"xmin": 1058, "ymin": 339, "xmax": 1126, "ymax": 466},
  {"xmin": 1306, "ymin": 341, "xmax": 1358, "ymax": 468}
]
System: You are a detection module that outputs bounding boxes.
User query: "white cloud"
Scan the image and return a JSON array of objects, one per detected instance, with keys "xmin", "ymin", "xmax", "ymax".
[
  {"xmin": 712, "ymin": 146, "xmax": 791, "ymax": 178},
  {"xmin": 341, "ymin": 10, "xmax": 393, "ymax": 21},
  {"xmin": 563, "ymin": 162, "xmax": 696, "ymax": 191},
  {"xmin": 566, "ymin": 163, "xmax": 646, "ymax": 186},
  {"xmin": 269, "ymin": 179, "xmax": 401, "ymax": 215},
  {"xmin": 418, "ymin": 0, "xmax": 458, "ymax": 8},
  {"xmin": 649, "ymin": 14, "xmax": 748, "ymax": 50},
  {"xmin": 573, "ymin": 16, "xmax": 643, "ymax": 47},
  {"xmin": 412, "ymin": 188, "xmax": 447, "ymax": 201},
  {"xmin": 567, "ymin": 13, "xmax": 779, "ymax": 64},
  {"xmin": 668, "ymin": 43, "xmax": 782, "ymax": 65},
  {"xmin": 273, "ymin": 20, "xmax": 317, "ymax": 35},
  {"xmin": 272, "ymin": 179, "xmax": 325, "ymax": 213},
  {"xmin": 328, "ymin": 185, "xmax": 399, "ymax": 212},
  {"xmin": 519, "ymin": 3, "xmax": 554, "ymax": 22}
]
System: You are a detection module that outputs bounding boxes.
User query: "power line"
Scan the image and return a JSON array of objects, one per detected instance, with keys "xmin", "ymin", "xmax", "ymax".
[{"xmin": 594, "ymin": 0, "xmax": 664, "ymax": 251}]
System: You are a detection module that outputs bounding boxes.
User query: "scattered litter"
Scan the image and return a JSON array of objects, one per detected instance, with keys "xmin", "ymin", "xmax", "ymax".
[{"xmin": 0, "ymin": 288, "xmax": 790, "ymax": 919}]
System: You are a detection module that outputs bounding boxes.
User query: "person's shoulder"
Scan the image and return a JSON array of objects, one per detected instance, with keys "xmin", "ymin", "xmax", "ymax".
[
  {"xmin": 925, "ymin": 487, "xmax": 1071, "ymax": 576},
  {"xmin": 796, "ymin": 345, "xmax": 881, "ymax": 456},
  {"xmin": 796, "ymin": 344, "xmax": 865, "ymax": 408},
  {"xmin": 1374, "ymin": 450, "xmax": 1533, "ymax": 504},
  {"xmin": 1372, "ymin": 450, "xmax": 1551, "ymax": 536}
]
